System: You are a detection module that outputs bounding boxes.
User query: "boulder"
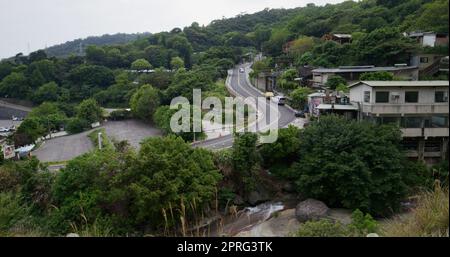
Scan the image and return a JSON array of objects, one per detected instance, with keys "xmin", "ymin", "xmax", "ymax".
[{"xmin": 295, "ymin": 199, "xmax": 329, "ymax": 222}]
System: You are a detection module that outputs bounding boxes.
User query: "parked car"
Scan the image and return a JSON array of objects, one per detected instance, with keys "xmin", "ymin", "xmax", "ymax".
[{"xmin": 272, "ymin": 95, "xmax": 286, "ymax": 105}]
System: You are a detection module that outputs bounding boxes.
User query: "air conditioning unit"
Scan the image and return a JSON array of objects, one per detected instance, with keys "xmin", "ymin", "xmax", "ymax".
[{"xmin": 391, "ymin": 92, "xmax": 400, "ymax": 100}]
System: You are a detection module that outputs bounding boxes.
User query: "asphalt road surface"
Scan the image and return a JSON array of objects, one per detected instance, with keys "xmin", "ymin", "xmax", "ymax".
[
  {"xmin": 192, "ymin": 63, "xmax": 296, "ymax": 150},
  {"xmin": 32, "ymin": 119, "xmax": 162, "ymax": 163},
  {"xmin": 103, "ymin": 119, "xmax": 162, "ymax": 149},
  {"xmin": 32, "ymin": 130, "xmax": 94, "ymax": 163}
]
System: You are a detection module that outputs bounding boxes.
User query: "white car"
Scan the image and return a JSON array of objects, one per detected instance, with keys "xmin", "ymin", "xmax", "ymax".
[
  {"xmin": 272, "ymin": 96, "xmax": 286, "ymax": 105},
  {"xmin": 239, "ymin": 68, "xmax": 245, "ymax": 73}
]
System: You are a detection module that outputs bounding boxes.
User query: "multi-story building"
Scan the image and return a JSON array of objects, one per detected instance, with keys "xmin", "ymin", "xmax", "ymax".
[
  {"xmin": 312, "ymin": 65, "xmax": 419, "ymax": 87},
  {"xmin": 349, "ymin": 80, "xmax": 449, "ymax": 164}
]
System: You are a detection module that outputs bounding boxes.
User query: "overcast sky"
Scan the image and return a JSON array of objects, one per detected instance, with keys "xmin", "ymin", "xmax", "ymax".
[{"xmin": 0, "ymin": 0, "xmax": 344, "ymax": 59}]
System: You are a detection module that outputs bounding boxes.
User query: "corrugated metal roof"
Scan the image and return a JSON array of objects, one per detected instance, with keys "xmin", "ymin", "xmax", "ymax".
[
  {"xmin": 333, "ymin": 34, "xmax": 352, "ymax": 38},
  {"xmin": 349, "ymin": 81, "xmax": 449, "ymax": 88},
  {"xmin": 312, "ymin": 66, "xmax": 418, "ymax": 73},
  {"xmin": 316, "ymin": 104, "xmax": 359, "ymax": 110}
]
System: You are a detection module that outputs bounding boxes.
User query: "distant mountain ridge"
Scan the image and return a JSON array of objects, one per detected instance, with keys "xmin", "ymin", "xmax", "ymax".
[{"xmin": 44, "ymin": 32, "xmax": 151, "ymax": 58}]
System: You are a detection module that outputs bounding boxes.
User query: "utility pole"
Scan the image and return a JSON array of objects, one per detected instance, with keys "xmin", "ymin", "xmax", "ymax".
[
  {"xmin": 98, "ymin": 132, "xmax": 102, "ymax": 150},
  {"xmin": 48, "ymin": 118, "xmax": 51, "ymax": 139},
  {"xmin": 79, "ymin": 42, "xmax": 83, "ymax": 56}
]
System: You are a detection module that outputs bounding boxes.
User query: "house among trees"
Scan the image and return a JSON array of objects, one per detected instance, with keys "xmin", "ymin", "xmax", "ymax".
[
  {"xmin": 311, "ymin": 65, "xmax": 419, "ymax": 87},
  {"xmin": 322, "ymin": 33, "xmax": 352, "ymax": 44},
  {"xmin": 349, "ymin": 80, "xmax": 449, "ymax": 164},
  {"xmin": 410, "ymin": 54, "xmax": 449, "ymax": 78},
  {"xmin": 309, "ymin": 90, "xmax": 359, "ymax": 119},
  {"xmin": 405, "ymin": 31, "xmax": 449, "ymax": 47}
]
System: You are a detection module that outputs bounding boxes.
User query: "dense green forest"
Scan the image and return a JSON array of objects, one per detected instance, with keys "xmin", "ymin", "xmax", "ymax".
[
  {"xmin": 44, "ymin": 33, "xmax": 151, "ymax": 58},
  {"xmin": 0, "ymin": 0, "xmax": 449, "ymax": 236}
]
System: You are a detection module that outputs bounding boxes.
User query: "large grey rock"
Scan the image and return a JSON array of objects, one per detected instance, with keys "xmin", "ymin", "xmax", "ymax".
[{"xmin": 295, "ymin": 199, "xmax": 329, "ymax": 222}]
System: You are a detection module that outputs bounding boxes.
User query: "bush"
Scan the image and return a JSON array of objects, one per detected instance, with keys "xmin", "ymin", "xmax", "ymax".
[
  {"xmin": 347, "ymin": 209, "xmax": 378, "ymax": 236},
  {"xmin": 130, "ymin": 84, "xmax": 160, "ymax": 121},
  {"xmin": 259, "ymin": 125, "xmax": 301, "ymax": 168},
  {"xmin": 360, "ymin": 71, "xmax": 394, "ymax": 81},
  {"xmin": 291, "ymin": 115, "xmax": 407, "ymax": 216},
  {"xmin": 76, "ymin": 98, "xmax": 103, "ymax": 124},
  {"xmin": 325, "ymin": 75, "xmax": 347, "ymax": 89},
  {"xmin": 109, "ymin": 109, "xmax": 132, "ymax": 121},
  {"xmin": 0, "ymin": 192, "xmax": 34, "ymax": 235},
  {"xmin": 66, "ymin": 118, "xmax": 89, "ymax": 134},
  {"xmin": 382, "ymin": 183, "xmax": 449, "ymax": 237},
  {"xmin": 295, "ymin": 209, "xmax": 378, "ymax": 237},
  {"xmin": 295, "ymin": 219, "xmax": 348, "ymax": 237}
]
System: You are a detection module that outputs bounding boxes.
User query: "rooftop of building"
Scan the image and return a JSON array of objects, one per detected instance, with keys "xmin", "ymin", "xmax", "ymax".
[
  {"xmin": 349, "ymin": 80, "xmax": 450, "ymax": 88},
  {"xmin": 332, "ymin": 33, "xmax": 352, "ymax": 38},
  {"xmin": 312, "ymin": 65, "xmax": 418, "ymax": 73}
]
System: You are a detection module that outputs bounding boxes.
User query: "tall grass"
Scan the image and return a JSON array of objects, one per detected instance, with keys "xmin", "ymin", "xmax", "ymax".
[{"xmin": 382, "ymin": 182, "xmax": 449, "ymax": 237}]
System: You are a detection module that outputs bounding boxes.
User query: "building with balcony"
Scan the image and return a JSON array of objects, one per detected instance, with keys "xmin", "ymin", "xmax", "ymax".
[
  {"xmin": 311, "ymin": 65, "xmax": 419, "ymax": 87},
  {"xmin": 349, "ymin": 80, "xmax": 449, "ymax": 164}
]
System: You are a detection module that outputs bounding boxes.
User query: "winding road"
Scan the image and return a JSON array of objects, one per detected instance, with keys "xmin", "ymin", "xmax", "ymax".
[{"xmin": 192, "ymin": 63, "xmax": 296, "ymax": 150}]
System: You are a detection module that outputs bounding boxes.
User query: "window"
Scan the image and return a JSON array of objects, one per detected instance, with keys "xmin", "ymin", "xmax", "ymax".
[
  {"xmin": 405, "ymin": 91, "xmax": 419, "ymax": 103},
  {"xmin": 382, "ymin": 117, "xmax": 400, "ymax": 125},
  {"xmin": 431, "ymin": 115, "xmax": 448, "ymax": 128},
  {"xmin": 435, "ymin": 91, "xmax": 448, "ymax": 103},
  {"xmin": 363, "ymin": 91, "xmax": 370, "ymax": 103},
  {"xmin": 375, "ymin": 91, "xmax": 389, "ymax": 103},
  {"xmin": 420, "ymin": 57, "xmax": 429, "ymax": 63},
  {"xmin": 402, "ymin": 116, "xmax": 423, "ymax": 128}
]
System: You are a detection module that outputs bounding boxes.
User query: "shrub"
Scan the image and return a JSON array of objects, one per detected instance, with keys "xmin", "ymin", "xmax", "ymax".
[
  {"xmin": 347, "ymin": 209, "xmax": 378, "ymax": 236},
  {"xmin": 66, "ymin": 118, "xmax": 89, "ymax": 134},
  {"xmin": 109, "ymin": 109, "xmax": 132, "ymax": 121},
  {"xmin": 381, "ymin": 183, "xmax": 449, "ymax": 237},
  {"xmin": 291, "ymin": 115, "xmax": 407, "ymax": 216},
  {"xmin": 295, "ymin": 219, "xmax": 348, "ymax": 237},
  {"xmin": 325, "ymin": 75, "xmax": 347, "ymax": 89},
  {"xmin": 295, "ymin": 209, "xmax": 379, "ymax": 237},
  {"xmin": 0, "ymin": 192, "xmax": 33, "ymax": 235}
]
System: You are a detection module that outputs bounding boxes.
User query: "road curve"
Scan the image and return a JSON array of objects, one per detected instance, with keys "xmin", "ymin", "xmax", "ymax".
[{"xmin": 192, "ymin": 64, "xmax": 296, "ymax": 150}]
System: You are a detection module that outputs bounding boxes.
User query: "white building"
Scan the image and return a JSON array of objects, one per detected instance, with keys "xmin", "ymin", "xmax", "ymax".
[
  {"xmin": 406, "ymin": 32, "xmax": 449, "ymax": 47},
  {"xmin": 312, "ymin": 65, "xmax": 419, "ymax": 87},
  {"xmin": 349, "ymin": 80, "xmax": 449, "ymax": 164}
]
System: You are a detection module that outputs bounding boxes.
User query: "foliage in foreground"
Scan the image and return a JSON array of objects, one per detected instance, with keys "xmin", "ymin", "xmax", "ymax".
[
  {"xmin": 381, "ymin": 183, "xmax": 449, "ymax": 237},
  {"xmin": 48, "ymin": 135, "xmax": 221, "ymax": 235},
  {"xmin": 291, "ymin": 115, "xmax": 415, "ymax": 216},
  {"xmin": 295, "ymin": 209, "xmax": 378, "ymax": 237}
]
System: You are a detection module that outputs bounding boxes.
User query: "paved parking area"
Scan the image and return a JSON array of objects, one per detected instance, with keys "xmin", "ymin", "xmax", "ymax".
[
  {"xmin": 32, "ymin": 119, "xmax": 161, "ymax": 162},
  {"xmin": 103, "ymin": 119, "xmax": 162, "ymax": 149},
  {"xmin": 32, "ymin": 130, "xmax": 94, "ymax": 162},
  {"xmin": 0, "ymin": 120, "xmax": 22, "ymax": 128}
]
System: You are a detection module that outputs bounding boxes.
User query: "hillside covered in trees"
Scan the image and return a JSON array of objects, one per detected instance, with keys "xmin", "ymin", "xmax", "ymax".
[
  {"xmin": 0, "ymin": 0, "xmax": 448, "ymax": 237},
  {"xmin": 44, "ymin": 33, "xmax": 151, "ymax": 58}
]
